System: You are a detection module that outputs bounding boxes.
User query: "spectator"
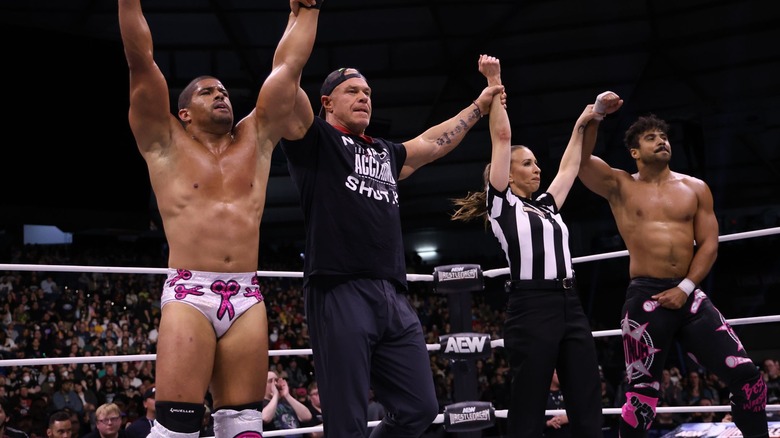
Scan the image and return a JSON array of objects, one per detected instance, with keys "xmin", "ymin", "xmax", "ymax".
[
  {"xmin": 301, "ymin": 382, "xmax": 322, "ymax": 438},
  {"xmin": 704, "ymin": 370, "xmax": 730, "ymax": 405},
  {"xmin": 96, "ymin": 378, "xmax": 119, "ymax": 406},
  {"xmin": 684, "ymin": 397, "xmax": 717, "ymax": 424},
  {"xmin": 81, "ymin": 374, "xmax": 100, "ymax": 404},
  {"xmin": 117, "ymin": 377, "xmax": 140, "ymax": 411},
  {"xmin": 612, "ymin": 371, "xmax": 630, "ymax": 409},
  {"xmin": 124, "ymin": 371, "xmax": 141, "ymax": 391},
  {"xmin": 0, "ymin": 384, "xmax": 8, "ymax": 404},
  {"xmin": 64, "ymin": 408, "xmax": 85, "ymax": 438},
  {"xmin": 0, "ymin": 330, "xmax": 17, "ymax": 359},
  {"xmin": 1, "ymin": 305, "xmax": 14, "ymax": 334},
  {"xmin": 261, "ymin": 372, "xmax": 311, "ymax": 438},
  {"xmin": 146, "ymin": 318, "xmax": 159, "ymax": 345},
  {"xmin": 50, "ymin": 379, "xmax": 84, "ymax": 415},
  {"xmin": 600, "ymin": 371, "xmax": 618, "ymax": 438},
  {"xmin": 72, "ymin": 382, "xmax": 98, "ymax": 418},
  {"xmin": 124, "ymin": 388, "xmax": 154, "ymax": 438},
  {"xmin": 647, "ymin": 402, "xmax": 680, "ymax": 438},
  {"xmin": 543, "ymin": 370, "xmax": 571, "ymax": 438},
  {"xmin": 82, "ymin": 403, "xmax": 126, "ymax": 438},
  {"xmin": 39, "ymin": 276, "xmax": 60, "ymax": 302},
  {"xmin": 24, "ymin": 337, "xmax": 45, "ymax": 360},
  {"xmin": 46, "ymin": 410, "xmax": 72, "ymax": 438},
  {"xmin": 284, "ymin": 359, "xmax": 308, "ymax": 391},
  {"xmin": 669, "ymin": 367, "xmax": 683, "ymax": 387},
  {"xmin": 98, "ymin": 368, "xmax": 121, "ymax": 392},
  {"xmin": 293, "ymin": 387, "xmax": 308, "ymax": 406},
  {"xmin": 762, "ymin": 357, "xmax": 780, "ymax": 420},
  {"xmin": 659, "ymin": 369, "xmax": 682, "ymax": 406},
  {"xmin": 0, "ymin": 400, "xmax": 29, "ymax": 438},
  {"xmin": 11, "ymin": 385, "xmax": 34, "ymax": 422},
  {"xmin": 0, "ymin": 275, "xmax": 15, "ymax": 296},
  {"xmin": 18, "ymin": 370, "xmax": 37, "ymax": 394},
  {"xmin": 27, "ymin": 394, "xmax": 51, "ymax": 438},
  {"xmin": 680, "ymin": 370, "xmax": 717, "ymax": 407}
]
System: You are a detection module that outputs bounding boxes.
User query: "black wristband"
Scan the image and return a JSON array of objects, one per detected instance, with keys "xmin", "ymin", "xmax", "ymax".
[{"xmin": 299, "ymin": 0, "xmax": 322, "ymax": 9}]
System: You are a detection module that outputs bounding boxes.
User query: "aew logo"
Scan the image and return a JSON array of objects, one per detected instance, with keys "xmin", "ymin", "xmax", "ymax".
[
  {"xmin": 438, "ymin": 266, "xmax": 479, "ymax": 281},
  {"xmin": 439, "ymin": 333, "xmax": 491, "ymax": 360},
  {"xmin": 432, "ymin": 264, "xmax": 484, "ymax": 294},
  {"xmin": 443, "ymin": 401, "xmax": 495, "ymax": 432}
]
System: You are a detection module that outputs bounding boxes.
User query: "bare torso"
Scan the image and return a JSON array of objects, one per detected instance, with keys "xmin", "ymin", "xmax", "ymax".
[
  {"xmin": 610, "ymin": 171, "xmax": 698, "ymax": 279},
  {"xmin": 147, "ymin": 121, "xmax": 274, "ymax": 273}
]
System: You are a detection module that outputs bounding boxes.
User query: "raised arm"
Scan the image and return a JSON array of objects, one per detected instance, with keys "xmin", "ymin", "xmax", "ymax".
[
  {"xmin": 578, "ymin": 91, "xmax": 624, "ymax": 199},
  {"xmin": 252, "ymin": 0, "xmax": 321, "ymax": 141},
  {"xmin": 478, "ymin": 55, "xmax": 511, "ymax": 191},
  {"xmin": 261, "ymin": 383, "xmax": 280, "ymax": 424},
  {"xmin": 118, "ymin": 0, "xmax": 176, "ymax": 156},
  {"xmin": 545, "ymin": 104, "xmax": 600, "ymax": 209},
  {"xmin": 400, "ymin": 83, "xmax": 505, "ymax": 180}
]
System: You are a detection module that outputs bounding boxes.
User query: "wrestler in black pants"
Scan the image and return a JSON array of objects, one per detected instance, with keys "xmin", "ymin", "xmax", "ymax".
[
  {"xmin": 503, "ymin": 284, "xmax": 603, "ymax": 438},
  {"xmin": 305, "ymin": 277, "xmax": 439, "ymax": 438},
  {"xmin": 618, "ymin": 277, "xmax": 769, "ymax": 438}
]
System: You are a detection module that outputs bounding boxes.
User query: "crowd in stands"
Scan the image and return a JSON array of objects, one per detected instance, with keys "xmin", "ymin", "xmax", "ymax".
[{"xmin": 0, "ymin": 240, "xmax": 777, "ymax": 438}]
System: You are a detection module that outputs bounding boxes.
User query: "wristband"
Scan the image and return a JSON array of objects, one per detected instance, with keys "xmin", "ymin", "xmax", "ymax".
[
  {"xmin": 677, "ymin": 278, "xmax": 695, "ymax": 296},
  {"xmin": 593, "ymin": 91, "xmax": 612, "ymax": 120},
  {"xmin": 299, "ymin": 0, "xmax": 322, "ymax": 9}
]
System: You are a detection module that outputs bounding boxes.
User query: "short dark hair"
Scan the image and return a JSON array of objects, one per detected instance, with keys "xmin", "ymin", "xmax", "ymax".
[
  {"xmin": 623, "ymin": 114, "xmax": 669, "ymax": 150},
  {"xmin": 178, "ymin": 75, "xmax": 217, "ymax": 111},
  {"xmin": 48, "ymin": 410, "xmax": 72, "ymax": 427}
]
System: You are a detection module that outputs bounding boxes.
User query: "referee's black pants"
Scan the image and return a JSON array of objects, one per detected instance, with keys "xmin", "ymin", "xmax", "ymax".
[{"xmin": 503, "ymin": 286, "xmax": 603, "ymax": 438}]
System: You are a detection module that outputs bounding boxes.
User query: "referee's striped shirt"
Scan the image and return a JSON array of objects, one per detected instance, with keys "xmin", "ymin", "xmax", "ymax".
[{"xmin": 487, "ymin": 184, "xmax": 573, "ymax": 281}]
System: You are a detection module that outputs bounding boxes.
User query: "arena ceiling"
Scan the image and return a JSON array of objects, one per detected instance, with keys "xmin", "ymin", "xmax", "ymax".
[{"xmin": 1, "ymin": 0, "xmax": 779, "ymax": 260}]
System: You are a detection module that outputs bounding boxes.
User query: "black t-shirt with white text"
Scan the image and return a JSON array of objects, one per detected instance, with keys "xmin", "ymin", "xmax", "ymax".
[{"xmin": 280, "ymin": 118, "xmax": 408, "ymax": 289}]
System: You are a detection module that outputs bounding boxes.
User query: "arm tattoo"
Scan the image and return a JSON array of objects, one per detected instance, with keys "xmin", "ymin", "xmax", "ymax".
[{"xmin": 436, "ymin": 119, "xmax": 471, "ymax": 146}]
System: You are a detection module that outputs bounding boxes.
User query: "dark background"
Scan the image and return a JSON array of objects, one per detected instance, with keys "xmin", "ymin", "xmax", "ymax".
[{"xmin": 0, "ymin": 0, "xmax": 778, "ymax": 355}]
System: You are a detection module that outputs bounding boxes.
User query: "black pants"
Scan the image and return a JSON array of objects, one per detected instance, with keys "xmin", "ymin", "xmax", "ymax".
[
  {"xmin": 305, "ymin": 278, "xmax": 439, "ymax": 438},
  {"xmin": 503, "ymin": 286, "xmax": 603, "ymax": 438},
  {"xmin": 618, "ymin": 277, "xmax": 768, "ymax": 438}
]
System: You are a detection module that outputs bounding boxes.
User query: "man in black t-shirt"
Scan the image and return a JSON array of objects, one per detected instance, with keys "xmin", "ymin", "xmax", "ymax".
[{"xmin": 280, "ymin": 51, "xmax": 505, "ymax": 436}]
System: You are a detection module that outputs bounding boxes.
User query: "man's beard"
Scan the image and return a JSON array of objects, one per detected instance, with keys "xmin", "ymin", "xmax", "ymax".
[{"xmin": 211, "ymin": 112, "xmax": 233, "ymax": 127}]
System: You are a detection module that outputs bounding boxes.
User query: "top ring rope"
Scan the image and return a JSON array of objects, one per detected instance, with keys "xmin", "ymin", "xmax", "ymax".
[
  {"xmin": 2, "ymin": 227, "xmax": 777, "ymax": 280},
  {"xmin": 483, "ymin": 226, "xmax": 780, "ymax": 278}
]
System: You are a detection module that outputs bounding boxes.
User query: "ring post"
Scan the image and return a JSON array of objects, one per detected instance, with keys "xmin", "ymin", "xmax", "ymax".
[{"xmin": 433, "ymin": 264, "xmax": 486, "ymax": 438}]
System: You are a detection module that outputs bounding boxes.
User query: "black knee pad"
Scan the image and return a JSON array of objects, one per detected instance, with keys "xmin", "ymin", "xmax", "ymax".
[{"xmin": 155, "ymin": 401, "xmax": 206, "ymax": 434}]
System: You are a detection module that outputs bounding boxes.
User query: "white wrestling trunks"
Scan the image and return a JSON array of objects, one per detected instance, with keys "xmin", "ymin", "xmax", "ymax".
[{"xmin": 161, "ymin": 268, "xmax": 265, "ymax": 338}]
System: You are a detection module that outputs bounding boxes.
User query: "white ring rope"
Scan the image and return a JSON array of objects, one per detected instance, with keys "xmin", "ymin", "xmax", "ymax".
[
  {"xmin": 3, "ymin": 227, "xmax": 776, "ymax": 280},
  {"xmin": 483, "ymin": 226, "xmax": 780, "ymax": 278},
  {"xmin": 4, "ymin": 307, "xmax": 780, "ymax": 368},
  {"xmin": 1, "ymin": 226, "xmax": 778, "ymax": 436}
]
